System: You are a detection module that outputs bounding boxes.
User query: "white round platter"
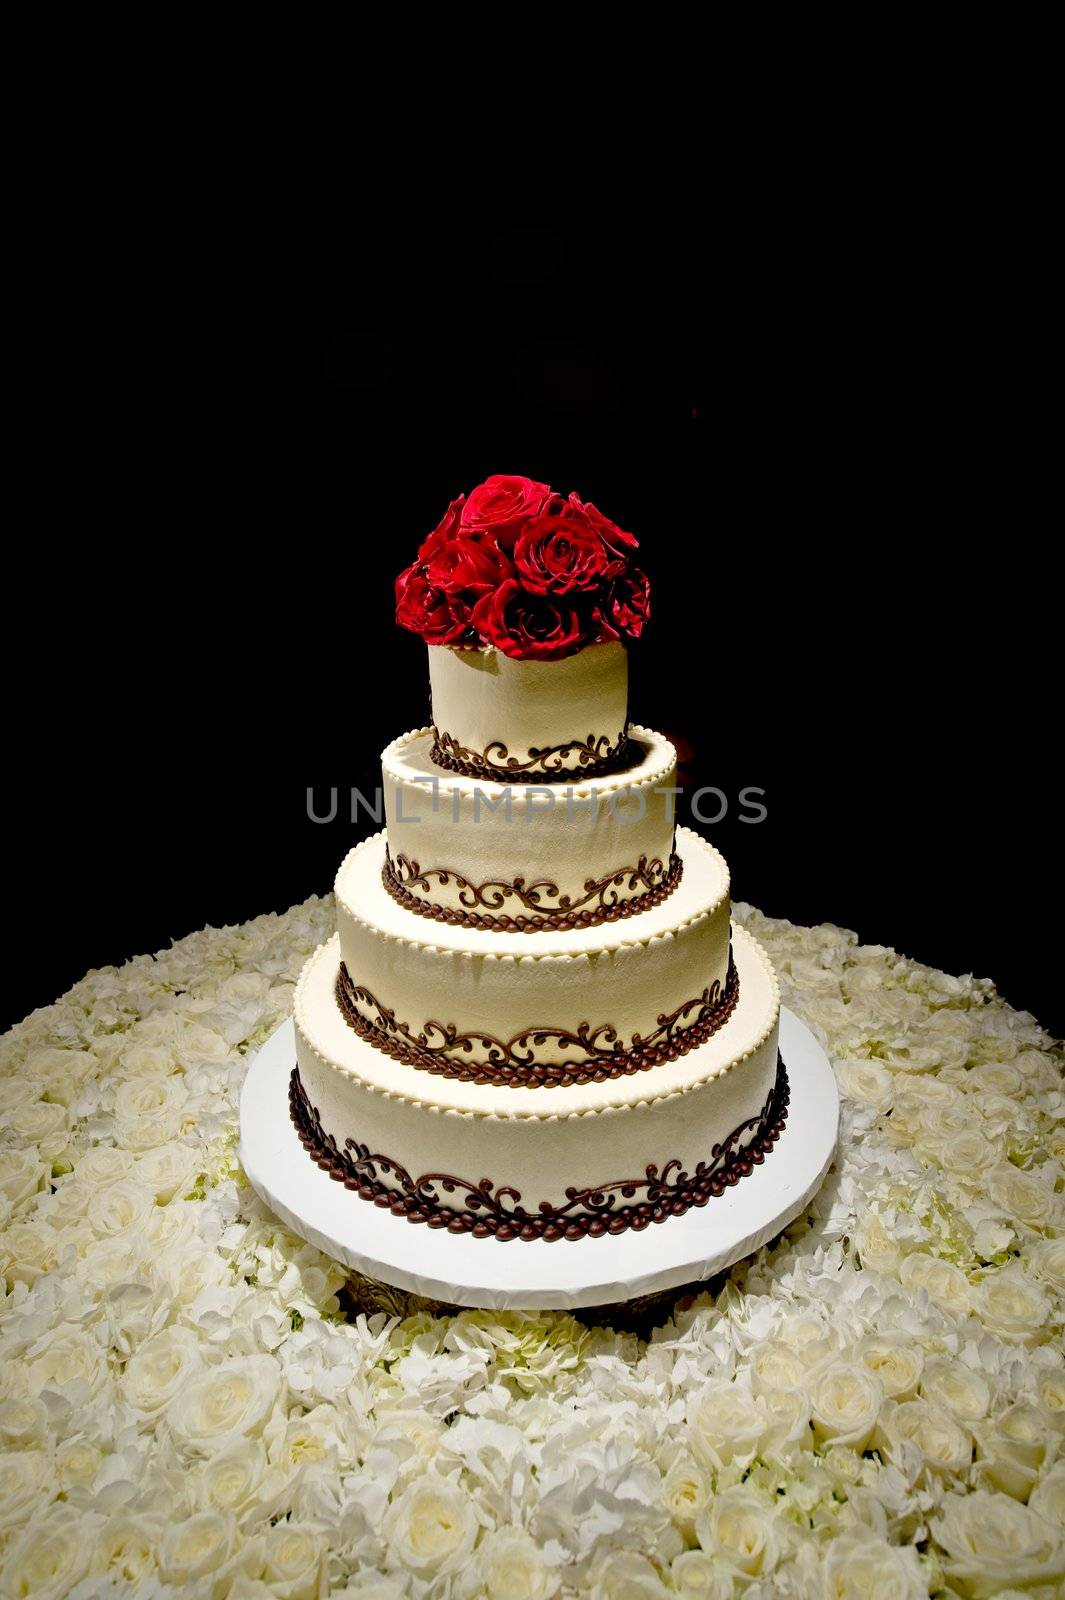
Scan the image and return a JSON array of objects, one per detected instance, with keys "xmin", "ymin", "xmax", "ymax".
[{"xmin": 239, "ymin": 1008, "xmax": 838, "ymax": 1311}]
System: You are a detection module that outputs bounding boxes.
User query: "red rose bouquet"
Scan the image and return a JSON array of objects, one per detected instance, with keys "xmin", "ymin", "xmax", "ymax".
[{"xmin": 395, "ymin": 475, "xmax": 650, "ymax": 661}]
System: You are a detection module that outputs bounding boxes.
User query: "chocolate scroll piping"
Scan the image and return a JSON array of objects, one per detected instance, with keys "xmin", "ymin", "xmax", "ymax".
[
  {"xmin": 430, "ymin": 727, "xmax": 631, "ymax": 781},
  {"xmin": 382, "ymin": 848, "xmax": 683, "ymax": 931},
  {"xmin": 334, "ymin": 954, "xmax": 740, "ymax": 1088},
  {"xmin": 289, "ymin": 1053, "xmax": 789, "ymax": 1241}
]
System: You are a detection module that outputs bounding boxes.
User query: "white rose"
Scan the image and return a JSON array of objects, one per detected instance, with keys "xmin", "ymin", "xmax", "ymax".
[
  {"xmin": 1038, "ymin": 1370, "xmax": 1065, "ymax": 1415},
  {"xmin": 932, "ymin": 1489, "xmax": 1065, "ymax": 1597},
  {"xmin": 0, "ymin": 1509, "xmax": 93, "ymax": 1599},
  {"xmin": 750, "ymin": 1340, "xmax": 808, "ymax": 1391},
  {"xmin": 854, "ymin": 1210, "xmax": 905, "ymax": 1275},
  {"xmin": 124, "ymin": 1324, "xmax": 204, "ymax": 1415},
  {"xmin": 970, "ymin": 1269, "xmax": 1050, "ymax": 1344},
  {"xmin": 661, "ymin": 1455, "xmax": 711, "ymax": 1534},
  {"xmin": 0, "ymin": 1397, "xmax": 48, "ymax": 1451},
  {"xmin": 938, "ymin": 1130, "xmax": 998, "ymax": 1179},
  {"xmin": 118, "ymin": 1041, "xmax": 178, "ymax": 1076},
  {"xmin": 134, "ymin": 1141, "xmax": 202, "ymax": 1203},
  {"xmin": 763, "ymin": 1386, "xmax": 812, "ymax": 1453},
  {"xmin": 0, "ymin": 1221, "xmax": 61, "ymax": 1287},
  {"xmin": 920, "ymin": 1359, "xmax": 991, "ymax": 1422},
  {"xmin": 0, "ymin": 1449, "xmax": 53, "ymax": 1534},
  {"xmin": 587, "ymin": 1550, "xmax": 669, "ymax": 1599},
  {"xmin": 1030, "ymin": 1461, "xmax": 1065, "ymax": 1530},
  {"xmin": 0, "ymin": 1076, "xmax": 44, "ymax": 1113},
  {"xmin": 696, "ymin": 1486, "xmax": 778, "ymax": 1580},
  {"xmin": 159, "ymin": 1510, "xmax": 237, "ymax": 1586},
  {"xmin": 888, "ymin": 1399, "xmax": 972, "ymax": 1477},
  {"xmin": 26, "ymin": 1047, "xmax": 97, "ymax": 1105},
  {"xmin": 855, "ymin": 1336, "xmax": 923, "ymax": 1400},
  {"xmin": 383, "ymin": 1474, "xmax": 478, "ymax": 1578},
  {"xmin": 159, "ymin": 1238, "xmax": 231, "ymax": 1305},
  {"xmin": 26, "ymin": 1324, "xmax": 106, "ymax": 1398},
  {"xmin": 261, "ymin": 1522, "xmax": 325, "ymax": 1600},
  {"xmin": 686, "ymin": 1385, "xmax": 767, "ymax": 1469},
  {"xmin": 335, "ymin": 1579, "xmax": 410, "ymax": 1600},
  {"xmin": 671, "ymin": 1550, "xmax": 732, "ymax": 1598},
  {"xmin": 1028, "ymin": 1237, "xmax": 1065, "ymax": 1293},
  {"xmin": 115, "ymin": 1076, "xmax": 188, "ymax": 1121},
  {"xmin": 822, "ymin": 1443, "xmax": 865, "ymax": 1485},
  {"xmin": 974, "ymin": 1093, "xmax": 1032, "ymax": 1143},
  {"xmin": 779, "ymin": 1313, "xmax": 840, "ymax": 1368},
  {"xmin": 974, "ymin": 1402, "xmax": 1060, "ymax": 1501},
  {"xmin": 969, "ymin": 1061, "xmax": 1022, "ymax": 1095},
  {"xmin": 823, "ymin": 1528, "xmax": 927, "ymax": 1600},
  {"xmin": 196, "ymin": 1437, "xmax": 267, "ymax": 1514},
  {"xmin": 836, "ymin": 1061, "xmax": 893, "ymax": 1111},
  {"xmin": 473, "ymin": 1526, "xmax": 558, "ymax": 1600},
  {"xmin": 899, "ymin": 1253, "xmax": 971, "ymax": 1316},
  {"xmin": 90, "ymin": 1516, "xmax": 158, "ymax": 1587},
  {"xmin": 73, "ymin": 1144, "xmax": 134, "ymax": 1187},
  {"xmin": 168, "ymin": 1354, "xmax": 282, "ymax": 1452},
  {"xmin": 5, "ymin": 1101, "xmax": 68, "ymax": 1142},
  {"xmin": 89, "ymin": 1178, "xmax": 154, "ymax": 1239},
  {"xmin": 987, "ymin": 1165, "xmax": 1061, "ymax": 1232},
  {"xmin": 810, "ymin": 1364, "xmax": 885, "ymax": 1449},
  {"xmin": 54, "ymin": 1436, "xmax": 103, "ymax": 1493},
  {"xmin": 0, "ymin": 1147, "xmax": 44, "ymax": 1207},
  {"xmin": 270, "ymin": 1403, "xmax": 351, "ymax": 1474}
]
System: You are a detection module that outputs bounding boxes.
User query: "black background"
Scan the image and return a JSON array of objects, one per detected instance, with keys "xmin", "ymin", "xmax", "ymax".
[{"xmin": 4, "ymin": 267, "xmax": 1060, "ymax": 1037}]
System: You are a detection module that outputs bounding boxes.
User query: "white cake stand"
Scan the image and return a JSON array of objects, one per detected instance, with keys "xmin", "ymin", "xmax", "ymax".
[{"xmin": 239, "ymin": 1009, "xmax": 838, "ymax": 1311}]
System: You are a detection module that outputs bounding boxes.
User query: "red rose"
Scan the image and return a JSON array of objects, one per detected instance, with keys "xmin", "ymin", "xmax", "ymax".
[
  {"xmin": 513, "ymin": 501, "xmax": 623, "ymax": 596},
  {"xmin": 567, "ymin": 492, "xmax": 639, "ymax": 560},
  {"xmin": 606, "ymin": 566, "xmax": 651, "ymax": 640},
  {"xmin": 426, "ymin": 533, "xmax": 513, "ymax": 597},
  {"xmin": 471, "ymin": 579, "xmax": 590, "ymax": 661},
  {"xmin": 417, "ymin": 494, "xmax": 466, "ymax": 562},
  {"xmin": 460, "ymin": 474, "xmax": 551, "ymax": 545},
  {"xmin": 395, "ymin": 562, "xmax": 473, "ymax": 645}
]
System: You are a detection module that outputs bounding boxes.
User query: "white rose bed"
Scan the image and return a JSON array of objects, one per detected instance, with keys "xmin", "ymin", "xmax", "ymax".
[{"xmin": 0, "ymin": 895, "xmax": 1062, "ymax": 1600}]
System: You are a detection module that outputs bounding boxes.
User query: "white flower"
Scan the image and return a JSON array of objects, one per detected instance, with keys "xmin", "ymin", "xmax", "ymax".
[
  {"xmin": 750, "ymin": 1339, "xmax": 808, "ymax": 1391},
  {"xmin": 932, "ymin": 1489, "xmax": 1065, "ymax": 1597},
  {"xmin": 661, "ymin": 1456, "xmax": 711, "ymax": 1535},
  {"xmin": 471, "ymin": 1525, "xmax": 559, "ymax": 1600},
  {"xmin": 0, "ymin": 1076, "xmax": 44, "ymax": 1114},
  {"xmin": 73, "ymin": 1144, "xmax": 134, "ymax": 1187},
  {"xmin": 970, "ymin": 1268, "xmax": 1050, "ymax": 1344},
  {"xmin": 0, "ymin": 1396, "xmax": 48, "ymax": 1451},
  {"xmin": 810, "ymin": 1364, "xmax": 885, "ymax": 1449},
  {"xmin": 987, "ymin": 1164, "xmax": 1061, "ymax": 1232},
  {"xmin": 4, "ymin": 1100, "xmax": 68, "ymax": 1142},
  {"xmin": 854, "ymin": 1210, "xmax": 905, "ymax": 1274},
  {"xmin": 54, "ymin": 1437, "xmax": 103, "ymax": 1494},
  {"xmin": 0, "ymin": 1449, "xmax": 54, "ymax": 1534},
  {"xmin": 1038, "ymin": 1370, "xmax": 1065, "ymax": 1415},
  {"xmin": 0, "ymin": 1147, "xmax": 44, "ymax": 1207},
  {"xmin": 0, "ymin": 1507, "xmax": 92, "ymax": 1600},
  {"xmin": 587, "ymin": 1550, "xmax": 669, "ymax": 1599},
  {"xmin": 114, "ymin": 1075, "xmax": 188, "ymax": 1122},
  {"xmin": 25, "ymin": 1324, "xmax": 106, "ymax": 1399},
  {"xmin": 899, "ymin": 1253, "xmax": 971, "ymax": 1316},
  {"xmin": 0, "ymin": 1221, "xmax": 62, "ymax": 1287},
  {"xmin": 383, "ymin": 1474, "xmax": 478, "ymax": 1578},
  {"xmin": 854, "ymin": 1335, "xmax": 923, "ymax": 1400},
  {"xmin": 920, "ymin": 1359, "xmax": 991, "ymax": 1422},
  {"xmin": 938, "ymin": 1130, "xmax": 998, "ymax": 1179},
  {"xmin": 686, "ymin": 1384, "xmax": 767, "ymax": 1469},
  {"xmin": 1027, "ymin": 1237, "xmax": 1065, "ymax": 1293},
  {"xmin": 261, "ymin": 1521, "xmax": 325, "ymax": 1600},
  {"xmin": 1030, "ymin": 1461, "xmax": 1065, "ymax": 1530},
  {"xmin": 168, "ymin": 1354, "xmax": 282, "ymax": 1452},
  {"xmin": 88, "ymin": 1178, "xmax": 154, "ymax": 1239},
  {"xmin": 836, "ymin": 1061, "xmax": 893, "ymax": 1111},
  {"xmin": 124, "ymin": 1324, "xmax": 204, "ymax": 1415},
  {"xmin": 89, "ymin": 1516, "xmax": 159, "ymax": 1587},
  {"xmin": 823, "ymin": 1528, "xmax": 927, "ymax": 1599},
  {"xmin": 159, "ymin": 1510, "xmax": 237, "ymax": 1586},
  {"xmin": 196, "ymin": 1437, "xmax": 267, "ymax": 1514},
  {"xmin": 974, "ymin": 1402, "xmax": 1060, "ymax": 1501},
  {"xmin": 696, "ymin": 1486, "xmax": 778, "ymax": 1580},
  {"xmin": 134, "ymin": 1141, "xmax": 202, "ymax": 1203},
  {"xmin": 887, "ymin": 1399, "xmax": 972, "ymax": 1477},
  {"xmin": 670, "ymin": 1549, "xmax": 733, "ymax": 1599}
]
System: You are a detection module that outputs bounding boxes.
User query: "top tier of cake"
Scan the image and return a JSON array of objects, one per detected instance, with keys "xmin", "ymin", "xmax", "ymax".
[{"xmin": 428, "ymin": 640, "xmax": 629, "ymax": 780}]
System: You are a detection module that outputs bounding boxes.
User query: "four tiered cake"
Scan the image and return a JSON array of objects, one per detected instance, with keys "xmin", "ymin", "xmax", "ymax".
[{"xmin": 291, "ymin": 477, "xmax": 787, "ymax": 1241}]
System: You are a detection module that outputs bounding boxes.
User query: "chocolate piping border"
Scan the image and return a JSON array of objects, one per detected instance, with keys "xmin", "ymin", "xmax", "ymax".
[
  {"xmin": 290, "ymin": 1053, "xmax": 788, "ymax": 1241},
  {"xmin": 335, "ymin": 953, "xmax": 740, "ymax": 1088},
  {"xmin": 382, "ymin": 848, "xmax": 683, "ymax": 931},
  {"xmin": 430, "ymin": 726, "xmax": 631, "ymax": 782}
]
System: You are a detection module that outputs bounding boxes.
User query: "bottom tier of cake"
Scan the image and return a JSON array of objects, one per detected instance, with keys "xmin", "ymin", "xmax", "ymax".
[{"xmin": 291, "ymin": 924, "xmax": 784, "ymax": 1242}]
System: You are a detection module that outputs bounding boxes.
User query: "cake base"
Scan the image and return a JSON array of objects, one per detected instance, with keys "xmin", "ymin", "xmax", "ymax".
[{"xmin": 239, "ymin": 1008, "xmax": 838, "ymax": 1310}]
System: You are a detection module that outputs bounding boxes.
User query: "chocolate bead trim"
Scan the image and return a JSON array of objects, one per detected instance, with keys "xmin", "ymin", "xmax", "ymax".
[
  {"xmin": 382, "ymin": 848, "xmax": 683, "ymax": 931},
  {"xmin": 289, "ymin": 1052, "xmax": 789, "ymax": 1242},
  {"xmin": 430, "ymin": 726, "xmax": 631, "ymax": 782},
  {"xmin": 334, "ymin": 954, "xmax": 740, "ymax": 1088}
]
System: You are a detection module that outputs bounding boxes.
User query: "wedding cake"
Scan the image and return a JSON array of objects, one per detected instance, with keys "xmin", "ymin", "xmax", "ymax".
[{"xmin": 291, "ymin": 476, "xmax": 786, "ymax": 1242}]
